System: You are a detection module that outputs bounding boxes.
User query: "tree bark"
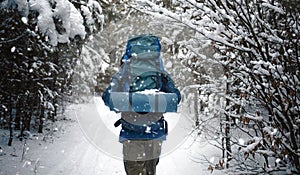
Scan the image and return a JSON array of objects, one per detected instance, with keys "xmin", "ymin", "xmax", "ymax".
[
  {"xmin": 194, "ymin": 89, "xmax": 199, "ymax": 126},
  {"xmin": 38, "ymin": 103, "xmax": 44, "ymax": 133},
  {"xmin": 225, "ymin": 74, "xmax": 232, "ymax": 168},
  {"xmin": 8, "ymin": 104, "xmax": 13, "ymax": 146}
]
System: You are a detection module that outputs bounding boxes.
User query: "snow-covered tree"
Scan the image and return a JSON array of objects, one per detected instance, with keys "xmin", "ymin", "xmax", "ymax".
[
  {"xmin": 133, "ymin": 0, "xmax": 300, "ymax": 174},
  {"xmin": 0, "ymin": 0, "xmax": 104, "ymax": 145}
]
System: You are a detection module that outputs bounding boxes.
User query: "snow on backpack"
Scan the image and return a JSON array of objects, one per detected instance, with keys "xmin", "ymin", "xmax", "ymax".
[{"xmin": 109, "ymin": 34, "xmax": 179, "ymax": 113}]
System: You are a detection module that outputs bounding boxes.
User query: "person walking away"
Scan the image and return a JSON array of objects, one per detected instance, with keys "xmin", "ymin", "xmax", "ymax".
[{"xmin": 102, "ymin": 34, "xmax": 181, "ymax": 175}]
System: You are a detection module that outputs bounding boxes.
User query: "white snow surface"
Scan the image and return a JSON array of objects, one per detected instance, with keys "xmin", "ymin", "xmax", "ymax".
[{"xmin": 0, "ymin": 97, "xmax": 222, "ymax": 175}]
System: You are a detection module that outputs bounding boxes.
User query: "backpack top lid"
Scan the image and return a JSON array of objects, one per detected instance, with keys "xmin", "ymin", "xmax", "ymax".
[
  {"xmin": 118, "ymin": 34, "xmax": 165, "ymax": 92},
  {"xmin": 121, "ymin": 34, "xmax": 165, "ymax": 77},
  {"xmin": 122, "ymin": 34, "xmax": 162, "ymax": 61}
]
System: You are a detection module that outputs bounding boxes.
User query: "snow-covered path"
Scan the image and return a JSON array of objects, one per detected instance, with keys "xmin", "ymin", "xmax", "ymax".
[
  {"xmin": 36, "ymin": 115, "xmax": 125, "ymax": 175},
  {"xmin": 1, "ymin": 97, "xmax": 222, "ymax": 175}
]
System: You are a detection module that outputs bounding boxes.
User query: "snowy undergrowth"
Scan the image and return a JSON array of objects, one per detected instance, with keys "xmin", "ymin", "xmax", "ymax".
[{"xmin": 0, "ymin": 109, "xmax": 76, "ymax": 175}]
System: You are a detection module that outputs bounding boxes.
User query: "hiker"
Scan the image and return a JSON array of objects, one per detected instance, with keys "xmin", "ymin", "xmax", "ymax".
[{"xmin": 102, "ymin": 34, "xmax": 181, "ymax": 175}]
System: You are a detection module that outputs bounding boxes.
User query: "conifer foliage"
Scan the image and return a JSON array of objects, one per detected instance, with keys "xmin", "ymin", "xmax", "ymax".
[{"xmin": 0, "ymin": 0, "xmax": 103, "ymax": 145}]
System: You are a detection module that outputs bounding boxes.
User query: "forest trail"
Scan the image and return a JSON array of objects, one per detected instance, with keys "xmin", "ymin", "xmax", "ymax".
[
  {"xmin": 1, "ymin": 97, "xmax": 222, "ymax": 175},
  {"xmin": 36, "ymin": 116, "xmax": 125, "ymax": 175}
]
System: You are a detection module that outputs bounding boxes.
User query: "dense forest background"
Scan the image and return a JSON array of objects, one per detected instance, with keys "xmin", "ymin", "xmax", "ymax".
[{"xmin": 0, "ymin": 0, "xmax": 299, "ymax": 174}]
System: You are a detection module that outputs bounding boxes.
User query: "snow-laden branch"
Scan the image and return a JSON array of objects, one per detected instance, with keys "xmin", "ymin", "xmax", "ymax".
[
  {"xmin": 0, "ymin": 32, "xmax": 27, "ymax": 44},
  {"xmin": 83, "ymin": 45, "xmax": 110, "ymax": 64},
  {"xmin": 135, "ymin": 0, "xmax": 253, "ymax": 52},
  {"xmin": 1, "ymin": 0, "xmax": 104, "ymax": 46}
]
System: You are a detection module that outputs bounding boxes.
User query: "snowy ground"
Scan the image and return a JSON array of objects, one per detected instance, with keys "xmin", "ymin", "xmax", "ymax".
[{"xmin": 0, "ymin": 97, "xmax": 223, "ymax": 175}]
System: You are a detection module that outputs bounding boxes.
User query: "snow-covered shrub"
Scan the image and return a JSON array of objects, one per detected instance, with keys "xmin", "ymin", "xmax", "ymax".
[{"xmin": 133, "ymin": 0, "xmax": 300, "ymax": 174}]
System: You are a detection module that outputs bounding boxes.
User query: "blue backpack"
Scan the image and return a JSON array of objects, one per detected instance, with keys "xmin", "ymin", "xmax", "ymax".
[
  {"xmin": 103, "ymin": 34, "xmax": 179, "ymax": 113},
  {"xmin": 119, "ymin": 34, "xmax": 166, "ymax": 92}
]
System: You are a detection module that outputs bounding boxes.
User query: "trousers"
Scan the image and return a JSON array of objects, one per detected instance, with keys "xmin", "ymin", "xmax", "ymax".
[{"xmin": 123, "ymin": 140, "xmax": 162, "ymax": 175}]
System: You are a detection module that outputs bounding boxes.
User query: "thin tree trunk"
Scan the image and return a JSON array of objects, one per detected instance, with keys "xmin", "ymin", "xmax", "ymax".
[
  {"xmin": 225, "ymin": 74, "xmax": 232, "ymax": 168},
  {"xmin": 194, "ymin": 89, "xmax": 199, "ymax": 126},
  {"xmin": 220, "ymin": 114, "xmax": 225, "ymax": 160},
  {"xmin": 225, "ymin": 113, "xmax": 232, "ymax": 168},
  {"xmin": 8, "ymin": 104, "xmax": 13, "ymax": 146},
  {"xmin": 14, "ymin": 102, "xmax": 21, "ymax": 130},
  {"xmin": 38, "ymin": 104, "xmax": 44, "ymax": 133}
]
